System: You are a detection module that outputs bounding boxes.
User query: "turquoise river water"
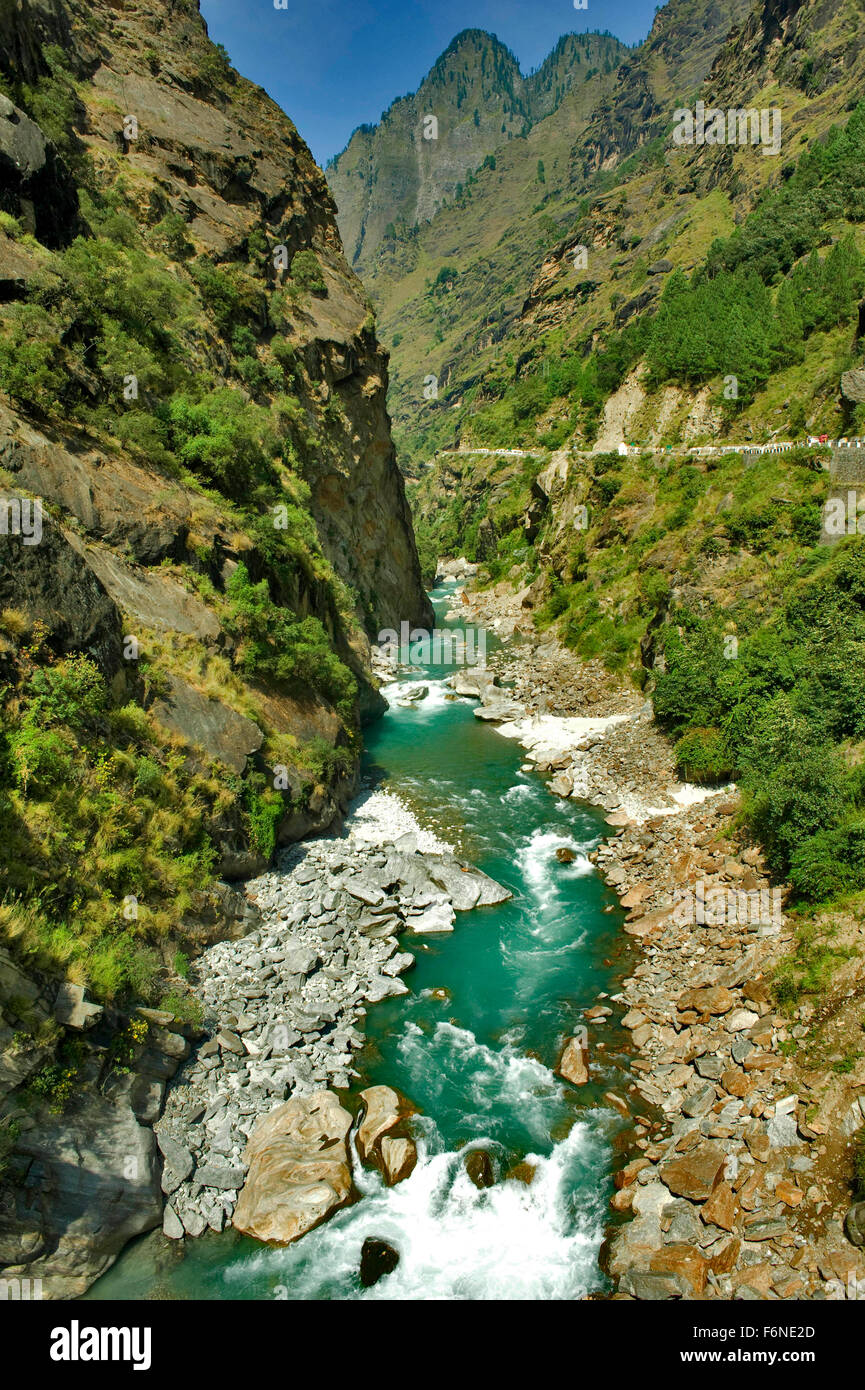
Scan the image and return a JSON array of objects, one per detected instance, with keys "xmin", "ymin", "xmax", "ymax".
[{"xmin": 88, "ymin": 582, "xmax": 630, "ymax": 1300}]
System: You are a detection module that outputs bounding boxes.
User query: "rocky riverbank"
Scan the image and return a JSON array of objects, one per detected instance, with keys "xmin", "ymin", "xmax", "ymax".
[
  {"xmin": 153, "ymin": 789, "xmax": 511, "ymax": 1243},
  {"xmin": 452, "ymin": 582, "xmax": 865, "ymax": 1300}
]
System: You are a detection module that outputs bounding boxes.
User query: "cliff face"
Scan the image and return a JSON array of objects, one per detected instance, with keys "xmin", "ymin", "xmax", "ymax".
[
  {"xmin": 0, "ymin": 0, "xmax": 433, "ymax": 1295},
  {"xmin": 0, "ymin": 0, "xmax": 430, "ymax": 635}
]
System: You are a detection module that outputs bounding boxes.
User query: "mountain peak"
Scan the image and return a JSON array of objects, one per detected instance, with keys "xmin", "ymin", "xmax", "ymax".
[{"xmin": 328, "ymin": 26, "xmax": 627, "ymax": 270}]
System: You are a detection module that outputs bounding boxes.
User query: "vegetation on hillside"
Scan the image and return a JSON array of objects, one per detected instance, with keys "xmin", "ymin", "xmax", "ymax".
[{"xmin": 0, "ymin": 16, "xmax": 371, "ymax": 1008}]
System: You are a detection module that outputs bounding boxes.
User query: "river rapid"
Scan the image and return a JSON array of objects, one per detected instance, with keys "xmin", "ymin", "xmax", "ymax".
[{"xmin": 88, "ymin": 582, "xmax": 629, "ymax": 1300}]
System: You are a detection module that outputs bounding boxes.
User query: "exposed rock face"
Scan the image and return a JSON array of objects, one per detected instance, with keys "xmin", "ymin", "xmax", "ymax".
[
  {"xmin": 233, "ymin": 1090, "xmax": 354, "ymax": 1245},
  {"xmin": 0, "ymin": 0, "xmax": 431, "ymax": 785},
  {"xmin": 841, "ymin": 367, "xmax": 865, "ymax": 404},
  {"xmin": 0, "ymin": 946, "xmax": 205, "ymax": 1300},
  {"xmin": 0, "ymin": 1092, "xmax": 162, "ymax": 1300},
  {"xmin": 151, "ymin": 675, "xmax": 263, "ymax": 776},
  {"xmin": 0, "ymin": 94, "xmax": 79, "ymax": 246},
  {"xmin": 0, "ymin": 519, "xmax": 125, "ymax": 677},
  {"xmin": 0, "ymin": 0, "xmax": 435, "ymax": 1302}
]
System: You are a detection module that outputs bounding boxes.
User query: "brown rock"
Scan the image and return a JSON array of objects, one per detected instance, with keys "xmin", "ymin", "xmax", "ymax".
[
  {"xmin": 356, "ymin": 1085, "xmax": 417, "ymax": 1164},
  {"xmin": 701, "ymin": 1180, "xmax": 738, "ymax": 1231},
  {"xmin": 621, "ymin": 1009, "xmax": 647, "ymax": 1029},
  {"xmin": 233, "ymin": 1091, "xmax": 353, "ymax": 1245},
  {"xmin": 660, "ymin": 1144, "xmax": 726, "ymax": 1201},
  {"xmin": 380, "ymin": 1135, "xmax": 417, "ymax": 1186},
  {"xmin": 615, "ymin": 1158, "xmax": 652, "ymax": 1189},
  {"xmin": 464, "ymin": 1149, "xmax": 495, "ymax": 1189},
  {"xmin": 738, "ymin": 1169, "xmax": 764, "ymax": 1211},
  {"xmin": 604, "ymin": 1091, "xmax": 631, "ymax": 1118},
  {"xmin": 722, "ymin": 1069, "xmax": 751, "ymax": 1098},
  {"xmin": 649, "ymin": 1243, "xmax": 708, "ymax": 1296},
  {"xmin": 507, "ymin": 1160, "xmax": 536, "ymax": 1186},
  {"xmin": 677, "ymin": 985, "xmax": 735, "ymax": 1016},
  {"xmin": 744, "ymin": 1128, "xmax": 771, "ymax": 1163},
  {"xmin": 708, "ymin": 1237, "xmax": 741, "ymax": 1274},
  {"xmin": 610, "ymin": 1187, "xmax": 634, "ymax": 1212},
  {"xmin": 731, "ymin": 1262, "xmax": 772, "ymax": 1295},
  {"xmin": 557, "ymin": 1034, "xmax": 590, "ymax": 1086},
  {"xmin": 621, "ymin": 883, "xmax": 652, "ymax": 909},
  {"xmin": 775, "ymin": 1179, "xmax": 804, "ymax": 1207}
]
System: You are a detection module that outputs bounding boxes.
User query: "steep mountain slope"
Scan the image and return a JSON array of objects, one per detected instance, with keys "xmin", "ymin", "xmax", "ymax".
[
  {"xmin": 340, "ymin": 0, "xmax": 753, "ymax": 477},
  {"xmin": 408, "ymin": 0, "xmax": 865, "ymax": 1161},
  {"xmin": 0, "ymin": 0, "xmax": 432, "ymax": 1290},
  {"xmin": 399, "ymin": 0, "xmax": 864, "ymax": 500},
  {"xmin": 327, "ymin": 28, "xmax": 628, "ymax": 278}
]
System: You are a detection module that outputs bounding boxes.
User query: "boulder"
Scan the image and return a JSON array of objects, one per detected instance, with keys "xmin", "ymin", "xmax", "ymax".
[
  {"xmin": 359, "ymin": 1237, "xmax": 400, "ymax": 1287},
  {"xmin": 450, "ymin": 669, "xmax": 498, "ymax": 699},
  {"xmin": 676, "ymin": 985, "xmax": 734, "ymax": 1016},
  {"xmin": 841, "ymin": 367, "xmax": 865, "ymax": 404},
  {"xmin": 557, "ymin": 1034, "xmax": 590, "ymax": 1086},
  {"xmin": 422, "ymin": 854, "xmax": 512, "ymax": 909},
  {"xmin": 403, "ymin": 898, "xmax": 455, "ymax": 934},
  {"xmin": 380, "ymin": 1135, "xmax": 417, "ymax": 1186},
  {"xmin": 464, "ymin": 1149, "xmax": 495, "ymax": 1189},
  {"xmin": 52, "ymin": 982, "xmax": 102, "ymax": 1031},
  {"xmin": 844, "ymin": 1202, "xmax": 865, "ymax": 1247},
  {"xmin": 233, "ymin": 1091, "xmax": 353, "ymax": 1245},
  {"xmin": 356, "ymin": 1085, "xmax": 416, "ymax": 1167},
  {"xmin": 1, "ymin": 1090, "xmax": 162, "ymax": 1299},
  {"xmin": 660, "ymin": 1145, "xmax": 727, "ymax": 1201},
  {"xmin": 364, "ymin": 975, "xmax": 410, "ymax": 1003},
  {"xmin": 648, "ymin": 1243, "xmax": 708, "ymax": 1296},
  {"xmin": 162, "ymin": 1205, "xmax": 184, "ymax": 1241}
]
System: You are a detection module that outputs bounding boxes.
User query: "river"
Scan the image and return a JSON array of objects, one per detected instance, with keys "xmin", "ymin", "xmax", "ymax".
[{"xmin": 87, "ymin": 581, "xmax": 629, "ymax": 1300}]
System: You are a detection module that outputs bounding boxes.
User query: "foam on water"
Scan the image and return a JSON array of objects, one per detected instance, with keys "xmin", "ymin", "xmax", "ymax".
[
  {"xmin": 379, "ymin": 676, "xmax": 455, "ymax": 713},
  {"xmin": 217, "ymin": 1112, "xmax": 607, "ymax": 1301}
]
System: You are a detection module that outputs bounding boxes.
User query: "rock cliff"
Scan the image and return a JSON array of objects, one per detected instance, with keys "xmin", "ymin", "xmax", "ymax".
[{"xmin": 0, "ymin": 0, "xmax": 431, "ymax": 1296}]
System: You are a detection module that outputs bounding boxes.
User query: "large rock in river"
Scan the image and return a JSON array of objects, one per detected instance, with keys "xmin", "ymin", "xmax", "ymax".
[
  {"xmin": 359, "ymin": 1236, "xmax": 400, "ymax": 1287},
  {"xmin": 557, "ymin": 1034, "xmax": 590, "ymax": 1086},
  {"xmin": 233, "ymin": 1091, "xmax": 353, "ymax": 1245},
  {"xmin": 356, "ymin": 1085, "xmax": 418, "ymax": 1185}
]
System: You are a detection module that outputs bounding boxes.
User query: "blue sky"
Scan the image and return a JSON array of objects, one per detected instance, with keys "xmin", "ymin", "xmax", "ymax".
[{"xmin": 200, "ymin": 0, "xmax": 660, "ymax": 167}]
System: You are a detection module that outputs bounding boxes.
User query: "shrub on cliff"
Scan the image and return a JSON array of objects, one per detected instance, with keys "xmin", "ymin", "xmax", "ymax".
[
  {"xmin": 164, "ymin": 390, "xmax": 277, "ymax": 499},
  {"xmin": 226, "ymin": 564, "xmax": 356, "ymax": 725},
  {"xmin": 789, "ymin": 824, "xmax": 865, "ymax": 902},
  {"xmin": 290, "ymin": 250, "xmax": 327, "ymax": 297},
  {"xmin": 673, "ymin": 726, "xmax": 732, "ymax": 784}
]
